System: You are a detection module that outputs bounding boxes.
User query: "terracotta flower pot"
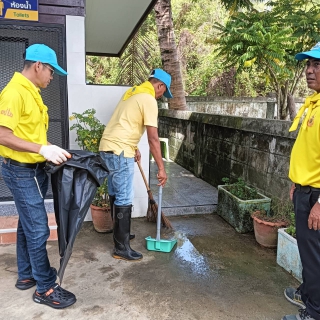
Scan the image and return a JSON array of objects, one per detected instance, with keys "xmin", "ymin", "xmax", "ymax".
[
  {"xmin": 90, "ymin": 204, "xmax": 113, "ymax": 233},
  {"xmin": 251, "ymin": 211, "xmax": 288, "ymax": 248}
]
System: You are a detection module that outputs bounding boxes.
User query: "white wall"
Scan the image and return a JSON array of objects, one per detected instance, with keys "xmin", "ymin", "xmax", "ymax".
[{"xmin": 66, "ymin": 15, "xmax": 149, "ymax": 219}]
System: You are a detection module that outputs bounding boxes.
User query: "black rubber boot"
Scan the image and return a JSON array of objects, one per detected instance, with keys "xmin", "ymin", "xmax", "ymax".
[
  {"xmin": 112, "ymin": 205, "xmax": 142, "ymax": 261},
  {"xmin": 109, "ymin": 195, "xmax": 116, "ymax": 221},
  {"xmin": 109, "ymin": 195, "xmax": 135, "ymax": 240}
]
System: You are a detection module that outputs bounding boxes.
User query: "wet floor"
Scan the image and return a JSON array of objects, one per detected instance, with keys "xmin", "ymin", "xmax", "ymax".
[
  {"xmin": 1, "ymin": 213, "xmax": 299, "ymax": 320},
  {"xmin": 0, "ymin": 214, "xmax": 299, "ymax": 320},
  {"xmin": 125, "ymin": 214, "xmax": 300, "ymax": 320}
]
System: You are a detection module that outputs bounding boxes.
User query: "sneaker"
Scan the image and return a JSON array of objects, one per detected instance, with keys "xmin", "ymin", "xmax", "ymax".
[
  {"xmin": 282, "ymin": 308, "xmax": 315, "ymax": 320},
  {"xmin": 15, "ymin": 267, "xmax": 57, "ymax": 291},
  {"xmin": 284, "ymin": 287, "xmax": 306, "ymax": 309},
  {"xmin": 33, "ymin": 283, "xmax": 76, "ymax": 309},
  {"xmin": 15, "ymin": 278, "xmax": 36, "ymax": 290}
]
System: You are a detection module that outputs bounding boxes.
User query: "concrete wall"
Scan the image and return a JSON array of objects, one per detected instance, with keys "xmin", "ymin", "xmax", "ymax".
[
  {"xmin": 158, "ymin": 109, "xmax": 298, "ymax": 199},
  {"xmin": 186, "ymin": 96, "xmax": 275, "ymax": 118},
  {"xmin": 66, "ymin": 16, "xmax": 149, "ymax": 219},
  {"xmin": 160, "ymin": 96, "xmax": 304, "ymax": 119}
]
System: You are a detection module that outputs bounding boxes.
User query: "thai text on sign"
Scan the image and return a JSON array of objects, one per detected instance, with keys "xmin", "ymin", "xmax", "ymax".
[{"xmin": 0, "ymin": 0, "xmax": 38, "ymax": 21}]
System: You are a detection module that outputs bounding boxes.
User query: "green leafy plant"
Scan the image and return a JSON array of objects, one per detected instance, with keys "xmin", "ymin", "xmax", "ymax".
[
  {"xmin": 69, "ymin": 109, "xmax": 108, "ymax": 208},
  {"xmin": 69, "ymin": 108, "xmax": 105, "ymax": 153},
  {"xmin": 214, "ymin": 0, "xmax": 320, "ymax": 119},
  {"xmin": 222, "ymin": 177, "xmax": 259, "ymax": 200},
  {"xmin": 91, "ymin": 181, "xmax": 109, "ymax": 208},
  {"xmin": 285, "ymin": 212, "xmax": 296, "ymax": 238}
]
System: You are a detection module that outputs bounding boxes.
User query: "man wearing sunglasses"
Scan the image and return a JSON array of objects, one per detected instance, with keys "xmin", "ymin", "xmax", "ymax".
[{"xmin": 0, "ymin": 44, "xmax": 76, "ymax": 309}]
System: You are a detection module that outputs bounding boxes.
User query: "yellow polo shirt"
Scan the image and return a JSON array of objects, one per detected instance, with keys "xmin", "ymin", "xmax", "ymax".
[
  {"xmin": 0, "ymin": 73, "xmax": 48, "ymax": 163},
  {"xmin": 99, "ymin": 92, "xmax": 158, "ymax": 157},
  {"xmin": 289, "ymin": 104, "xmax": 320, "ymax": 187}
]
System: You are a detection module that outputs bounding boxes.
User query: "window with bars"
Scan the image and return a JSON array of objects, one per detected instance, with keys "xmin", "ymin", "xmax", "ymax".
[{"xmin": 0, "ymin": 22, "xmax": 68, "ymax": 201}]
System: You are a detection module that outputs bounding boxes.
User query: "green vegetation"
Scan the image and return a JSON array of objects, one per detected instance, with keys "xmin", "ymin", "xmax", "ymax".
[
  {"xmin": 222, "ymin": 177, "xmax": 259, "ymax": 200},
  {"xmin": 69, "ymin": 109, "xmax": 104, "ymax": 153},
  {"xmin": 215, "ymin": 0, "xmax": 320, "ymax": 119},
  {"xmin": 251, "ymin": 197, "xmax": 293, "ymax": 224},
  {"xmin": 269, "ymin": 197, "xmax": 293, "ymax": 223},
  {"xmin": 69, "ymin": 109, "xmax": 109, "ymax": 208},
  {"xmin": 286, "ymin": 212, "xmax": 296, "ymax": 238},
  {"xmin": 86, "ymin": 0, "xmax": 228, "ymax": 95},
  {"xmin": 86, "ymin": 0, "xmax": 320, "ymax": 117}
]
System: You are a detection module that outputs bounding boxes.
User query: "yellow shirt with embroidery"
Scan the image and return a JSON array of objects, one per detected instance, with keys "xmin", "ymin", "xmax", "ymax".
[
  {"xmin": 99, "ymin": 82, "xmax": 158, "ymax": 157},
  {"xmin": 0, "ymin": 72, "xmax": 48, "ymax": 163},
  {"xmin": 289, "ymin": 96, "xmax": 320, "ymax": 187}
]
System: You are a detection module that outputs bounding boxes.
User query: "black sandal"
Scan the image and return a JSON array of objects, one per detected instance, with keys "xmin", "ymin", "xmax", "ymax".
[
  {"xmin": 15, "ymin": 278, "xmax": 36, "ymax": 290},
  {"xmin": 33, "ymin": 283, "xmax": 76, "ymax": 309},
  {"xmin": 15, "ymin": 267, "xmax": 57, "ymax": 291}
]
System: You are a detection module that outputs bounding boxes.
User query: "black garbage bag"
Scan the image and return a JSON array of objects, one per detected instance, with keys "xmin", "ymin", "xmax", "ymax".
[{"xmin": 45, "ymin": 150, "xmax": 109, "ymax": 284}]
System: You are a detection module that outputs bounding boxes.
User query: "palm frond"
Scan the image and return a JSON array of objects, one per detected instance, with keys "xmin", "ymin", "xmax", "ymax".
[{"xmin": 117, "ymin": 21, "xmax": 154, "ymax": 85}]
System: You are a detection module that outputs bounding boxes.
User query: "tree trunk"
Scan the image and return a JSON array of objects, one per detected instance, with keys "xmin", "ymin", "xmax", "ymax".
[
  {"xmin": 276, "ymin": 89, "xmax": 281, "ymax": 120},
  {"xmin": 154, "ymin": 0, "xmax": 187, "ymax": 110},
  {"xmin": 278, "ymin": 86, "xmax": 288, "ymax": 120},
  {"xmin": 287, "ymin": 93, "xmax": 296, "ymax": 121}
]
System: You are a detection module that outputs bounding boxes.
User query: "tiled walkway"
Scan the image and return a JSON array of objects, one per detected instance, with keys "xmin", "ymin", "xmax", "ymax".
[{"xmin": 150, "ymin": 160, "xmax": 217, "ymax": 216}]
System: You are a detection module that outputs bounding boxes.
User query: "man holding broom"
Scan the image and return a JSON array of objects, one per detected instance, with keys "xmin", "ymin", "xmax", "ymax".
[{"xmin": 99, "ymin": 68, "xmax": 172, "ymax": 261}]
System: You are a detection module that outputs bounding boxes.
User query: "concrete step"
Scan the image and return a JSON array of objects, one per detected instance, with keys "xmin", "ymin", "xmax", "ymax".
[
  {"xmin": 0, "ymin": 200, "xmax": 54, "ymax": 217},
  {"xmin": 0, "ymin": 213, "xmax": 57, "ymax": 245}
]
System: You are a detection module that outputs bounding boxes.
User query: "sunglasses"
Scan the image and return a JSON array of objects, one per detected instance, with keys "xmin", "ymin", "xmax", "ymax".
[{"xmin": 42, "ymin": 63, "xmax": 54, "ymax": 76}]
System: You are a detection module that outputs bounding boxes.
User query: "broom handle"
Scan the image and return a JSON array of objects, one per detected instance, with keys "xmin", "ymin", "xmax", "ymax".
[
  {"xmin": 137, "ymin": 161, "xmax": 150, "ymax": 191},
  {"xmin": 137, "ymin": 161, "xmax": 172, "ymax": 229},
  {"xmin": 157, "ymin": 186, "xmax": 162, "ymax": 241}
]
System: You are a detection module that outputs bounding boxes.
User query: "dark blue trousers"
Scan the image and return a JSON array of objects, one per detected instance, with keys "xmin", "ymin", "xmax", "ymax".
[{"xmin": 293, "ymin": 189, "xmax": 320, "ymax": 320}]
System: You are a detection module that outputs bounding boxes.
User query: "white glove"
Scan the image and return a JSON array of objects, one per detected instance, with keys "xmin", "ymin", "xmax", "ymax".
[{"xmin": 39, "ymin": 145, "xmax": 71, "ymax": 164}]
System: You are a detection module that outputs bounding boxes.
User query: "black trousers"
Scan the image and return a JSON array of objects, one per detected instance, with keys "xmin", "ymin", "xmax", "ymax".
[{"xmin": 293, "ymin": 188, "xmax": 320, "ymax": 320}]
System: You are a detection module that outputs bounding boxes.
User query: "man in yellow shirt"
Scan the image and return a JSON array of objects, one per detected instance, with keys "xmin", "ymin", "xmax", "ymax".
[
  {"xmin": 0, "ymin": 44, "xmax": 76, "ymax": 309},
  {"xmin": 99, "ymin": 68, "xmax": 172, "ymax": 261},
  {"xmin": 283, "ymin": 43, "xmax": 320, "ymax": 320},
  {"xmin": 0, "ymin": 0, "xmax": 4, "ymax": 17}
]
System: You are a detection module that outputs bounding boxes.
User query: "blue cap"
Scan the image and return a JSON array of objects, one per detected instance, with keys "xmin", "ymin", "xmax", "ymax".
[
  {"xmin": 295, "ymin": 42, "xmax": 320, "ymax": 61},
  {"xmin": 25, "ymin": 44, "xmax": 67, "ymax": 76},
  {"xmin": 149, "ymin": 68, "xmax": 173, "ymax": 98}
]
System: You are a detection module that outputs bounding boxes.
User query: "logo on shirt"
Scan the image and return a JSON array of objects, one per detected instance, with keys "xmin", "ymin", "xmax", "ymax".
[
  {"xmin": 0, "ymin": 108, "xmax": 13, "ymax": 117},
  {"xmin": 307, "ymin": 111, "xmax": 317, "ymax": 127}
]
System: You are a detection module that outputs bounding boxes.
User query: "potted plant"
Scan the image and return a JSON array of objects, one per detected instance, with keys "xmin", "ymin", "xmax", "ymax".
[
  {"xmin": 69, "ymin": 108, "xmax": 113, "ymax": 233},
  {"xmin": 217, "ymin": 177, "xmax": 271, "ymax": 233},
  {"xmin": 277, "ymin": 212, "xmax": 302, "ymax": 282},
  {"xmin": 90, "ymin": 180, "xmax": 113, "ymax": 233},
  {"xmin": 251, "ymin": 198, "xmax": 291, "ymax": 248}
]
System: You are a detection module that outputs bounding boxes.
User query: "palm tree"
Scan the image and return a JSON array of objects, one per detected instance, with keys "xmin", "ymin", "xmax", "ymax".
[
  {"xmin": 116, "ymin": 21, "xmax": 155, "ymax": 86},
  {"xmin": 154, "ymin": 0, "xmax": 187, "ymax": 110}
]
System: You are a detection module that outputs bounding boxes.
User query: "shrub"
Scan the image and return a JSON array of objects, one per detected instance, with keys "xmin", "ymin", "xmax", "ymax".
[
  {"xmin": 69, "ymin": 108, "xmax": 105, "ymax": 153},
  {"xmin": 252, "ymin": 197, "xmax": 293, "ymax": 224},
  {"xmin": 285, "ymin": 212, "xmax": 296, "ymax": 238},
  {"xmin": 69, "ymin": 109, "xmax": 108, "ymax": 208},
  {"xmin": 222, "ymin": 177, "xmax": 259, "ymax": 200}
]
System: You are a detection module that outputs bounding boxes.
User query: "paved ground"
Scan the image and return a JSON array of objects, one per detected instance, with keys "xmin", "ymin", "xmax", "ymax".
[
  {"xmin": 0, "ymin": 162, "xmax": 299, "ymax": 320},
  {"xmin": 1, "ymin": 214, "xmax": 299, "ymax": 320},
  {"xmin": 150, "ymin": 161, "xmax": 217, "ymax": 215}
]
